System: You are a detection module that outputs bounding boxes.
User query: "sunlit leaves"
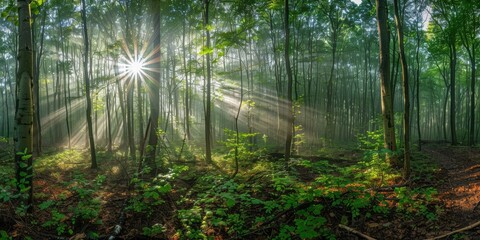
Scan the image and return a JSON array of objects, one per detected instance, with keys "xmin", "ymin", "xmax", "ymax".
[
  {"xmin": 199, "ymin": 45, "xmax": 214, "ymax": 55},
  {"xmin": 1, "ymin": 0, "xmax": 17, "ymax": 24},
  {"xmin": 268, "ymin": 0, "xmax": 282, "ymax": 10}
]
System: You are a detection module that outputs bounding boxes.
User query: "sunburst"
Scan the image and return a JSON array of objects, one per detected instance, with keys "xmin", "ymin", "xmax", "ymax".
[{"xmin": 117, "ymin": 38, "xmax": 161, "ymax": 90}]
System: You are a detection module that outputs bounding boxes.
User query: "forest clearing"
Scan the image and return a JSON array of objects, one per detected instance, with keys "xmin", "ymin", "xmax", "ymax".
[{"xmin": 1, "ymin": 0, "xmax": 480, "ymax": 239}]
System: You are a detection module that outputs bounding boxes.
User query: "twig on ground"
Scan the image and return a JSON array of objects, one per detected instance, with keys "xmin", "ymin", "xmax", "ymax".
[
  {"xmin": 425, "ymin": 220, "xmax": 480, "ymax": 240},
  {"xmin": 338, "ymin": 224, "xmax": 377, "ymax": 240}
]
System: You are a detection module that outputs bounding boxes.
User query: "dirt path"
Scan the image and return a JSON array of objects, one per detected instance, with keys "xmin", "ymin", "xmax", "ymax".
[{"xmin": 422, "ymin": 143, "xmax": 480, "ymax": 238}]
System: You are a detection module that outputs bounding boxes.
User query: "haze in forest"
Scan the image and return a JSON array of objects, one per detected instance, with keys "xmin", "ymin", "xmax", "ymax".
[{"xmin": 1, "ymin": 0, "xmax": 480, "ymax": 239}]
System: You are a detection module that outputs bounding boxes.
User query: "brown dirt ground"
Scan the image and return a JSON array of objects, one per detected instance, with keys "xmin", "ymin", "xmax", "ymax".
[{"xmin": 352, "ymin": 143, "xmax": 480, "ymax": 240}]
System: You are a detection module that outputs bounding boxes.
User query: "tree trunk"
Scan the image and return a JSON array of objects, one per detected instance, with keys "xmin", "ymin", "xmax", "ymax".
[
  {"xmin": 449, "ymin": 42, "xmax": 457, "ymax": 145},
  {"xmin": 15, "ymin": 0, "xmax": 34, "ymax": 213},
  {"xmin": 203, "ymin": 0, "xmax": 212, "ymax": 163},
  {"xmin": 376, "ymin": 0, "xmax": 397, "ymax": 165},
  {"xmin": 284, "ymin": 0, "xmax": 294, "ymax": 162},
  {"xmin": 33, "ymin": 5, "xmax": 46, "ymax": 156},
  {"xmin": 182, "ymin": 9, "xmax": 191, "ymax": 140},
  {"xmin": 144, "ymin": 0, "xmax": 161, "ymax": 173},
  {"xmin": 81, "ymin": 0, "xmax": 97, "ymax": 169},
  {"xmin": 393, "ymin": 0, "xmax": 410, "ymax": 179}
]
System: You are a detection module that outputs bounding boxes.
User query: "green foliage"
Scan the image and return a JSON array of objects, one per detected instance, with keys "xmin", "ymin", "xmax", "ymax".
[
  {"xmin": 222, "ymin": 129, "xmax": 266, "ymax": 171},
  {"xmin": 357, "ymin": 129, "xmax": 384, "ymax": 150},
  {"xmin": 128, "ymin": 166, "xmax": 185, "ymax": 214},
  {"xmin": 0, "ymin": 230, "xmax": 12, "ymax": 240},
  {"xmin": 143, "ymin": 223, "xmax": 166, "ymax": 237},
  {"xmin": 395, "ymin": 186, "xmax": 441, "ymax": 220},
  {"xmin": 42, "ymin": 209, "xmax": 70, "ymax": 235},
  {"xmin": 39, "ymin": 174, "xmax": 105, "ymax": 236}
]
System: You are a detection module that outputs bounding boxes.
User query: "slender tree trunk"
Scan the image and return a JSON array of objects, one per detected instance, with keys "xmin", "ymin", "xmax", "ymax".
[
  {"xmin": 182, "ymin": 10, "xmax": 191, "ymax": 140},
  {"xmin": 469, "ymin": 47, "xmax": 476, "ymax": 145},
  {"xmin": 15, "ymin": 0, "xmax": 34, "ymax": 213},
  {"xmin": 449, "ymin": 42, "xmax": 457, "ymax": 145},
  {"xmin": 415, "ymin": 10, "xmax": 422, "ymax": 150},
  {"xmin": 81, "ymin": 0, "xmax": 97, "ymax": 169},
  {"xmin": 232, "ymin": 49, "xmax": 244, "ymax": 178},
  {"xmin": 127, "ymin": 83, "xmax": 136, "ymax": 160},
  {"xmin": 284, "ymin": 0, "xmax": 294, "ymax": 162},
  {"xmin": 33, "ymin": 6, "xmax": 46, "ymax": 156},
  {"xmin": 145, "ymin": 0, "xmax": 161, "ymax": 173},
  {"xmin": 203, "ymin": 0, "xmax": 212, "ymax": 163},
  {"xmin": 106, "ymin": 82, "xmax": 112, "ymax": 152},
  {"xmin": 393, "ymin": 0, "xmax": 410, "ymax": 179}
]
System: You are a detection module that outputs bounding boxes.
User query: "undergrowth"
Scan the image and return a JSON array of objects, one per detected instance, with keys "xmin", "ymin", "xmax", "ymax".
[{"xmin": 0, "ymin": 130, "xmax": 442, "ymax": 239}]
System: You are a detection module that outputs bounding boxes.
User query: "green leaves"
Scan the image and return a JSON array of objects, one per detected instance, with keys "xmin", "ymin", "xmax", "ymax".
[{"xmin": 199, "ymin": 45, "xmax": 214, "ymax": 56}]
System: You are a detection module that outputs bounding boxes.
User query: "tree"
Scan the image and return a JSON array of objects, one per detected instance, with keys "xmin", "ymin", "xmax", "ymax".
[
  {"xmin": 429, "ymin": 0, "xmax": 459, "ymax": 145},
  {"xmin": 284, "ymin": 0, "xmax": 294, "ymax": 162},
  {"xmin": 204, "ymin": 0, "xmax": 213, "ymax": 163},
  {"xmin": 144, "ymin": 0, "xmax": 161, "ymax": 173},
  {"xmin": 393, "ymin": 0, "xmax": 410, "ymax": 178},
  {"xmin": 15, "ymin": 0, "xmax": 34, "ymax": 213},
  {"xmin": 375, "ymin": 0, "xmax": 397, "ymax": 164},
  {"xmin": 458, "ymin": 0, "xmax": 479, "ymax": 146},
  {"xmin": 320, "ymin": 0, "xmax": 349, "ymax": 139},
  {"xmin": 81, "ymin": 0, "xmax": 97, "ymax": 169}
]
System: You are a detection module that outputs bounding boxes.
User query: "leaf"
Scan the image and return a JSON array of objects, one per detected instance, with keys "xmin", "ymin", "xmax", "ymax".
[{"xmin": 199, "ymin": 46, "xmax": 214, "ymax": 56}]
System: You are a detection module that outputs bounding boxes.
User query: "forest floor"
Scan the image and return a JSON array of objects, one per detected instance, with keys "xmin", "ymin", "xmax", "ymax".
[
  {"xmin": 419, "ymin": 143, "xmax": 480, "ymax": 239},
  {"xmin": 1, "ymin": 142, "xmax": 480, "ymax": 239},
  {"xmin": 350, "ymin": 142, "xmax": 480, "ymax": 240}
]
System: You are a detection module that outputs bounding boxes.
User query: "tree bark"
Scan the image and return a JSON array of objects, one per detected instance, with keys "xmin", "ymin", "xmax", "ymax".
[
  {"xmin": 203, "ymin": 0, "xmax": 212, "ymax": 163},
  {"xmin": 144, "ymin": 0, "xmax": 161, "ymax": 173},
  {"xmin": 376, "ymin": 0, "xmax": 397, "ymax": 164},
  {"xmin": 15, "ymin": 0, "xmax": 34, "ymax": 213},
  {"xmin": 393, "ymin": 0, "xmax": 410, "ymax": 179},
  {"xmin": 449, "ymin": 42, "xmax": 457, "ymax": 145},
  {"xmin": 81, "ymin": 0, "xmax": 97, "ymax": 169},
  {"xmin": 284, "ymin": 0, "xmax": 294, "ymax": 162}
]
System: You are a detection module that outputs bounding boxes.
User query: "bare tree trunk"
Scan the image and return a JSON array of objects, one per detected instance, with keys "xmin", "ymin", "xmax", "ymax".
[
  {"xmin": 203, "ymin": 0, "xmax": 212, "ymax": 163},
  {"xmin": 393, "ymin": 0, "xmax": 410, "ymax": 179},
  {"xmin": 144, "ymin": 0, "xmax": 161, "ymax": 173},
  {"xmin": 33, "ymin": 5, "xmax": 46, "ymax": 156},
  {"xmin": 376, "ymin": 0, "xmax": 397, "ymax": 165},
  {"xmin": 15, "ymin": 0, "xmax": 34, "ymax": 213},
  {"xmin": 449, "ymin": 42, "xmax": 457, "ymax": 145},
  {"xmin": 284, "ymin": 0, "xmax": 294, "ymax": 162},
  {"xmin": 81, "ymin": 0, "xmax": 97, "ymax": 169}
]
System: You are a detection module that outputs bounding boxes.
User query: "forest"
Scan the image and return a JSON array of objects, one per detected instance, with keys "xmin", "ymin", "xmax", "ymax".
[{"xmin": 0, "ymin": 0, "xmax": 480, "ymax": 239}]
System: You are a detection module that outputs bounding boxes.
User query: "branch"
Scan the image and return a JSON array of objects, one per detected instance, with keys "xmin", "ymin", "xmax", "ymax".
[
  {"xmin": 338, "ymin": 224, "xmax": 377, "ymax": 240},
  {"xmin": 425, "ymin": 220, "xmax": 480, "ymax": 240}
]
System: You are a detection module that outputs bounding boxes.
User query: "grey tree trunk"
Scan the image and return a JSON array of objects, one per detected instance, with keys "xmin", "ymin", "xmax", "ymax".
[
  {"xmin": 81, "ymin": 0, "xmax": 97, "ymax": 169},
  {"xmin": 15, "ymin": 0, "xmax": 34, "ymax": 213},
  {"xmin": 203, "ymin": 0, "xmax": 212, "ymax": 163},
  {"xmin": 376, "ymin": 0, "xmax": 397, "ymax": 165},
  {"xmin": 393, "ymin": 0, "xmax": 411, "ymax": 179},
  {"xmin": 284, "ymin": 0, "xmax": 294, "ymax": 162}
]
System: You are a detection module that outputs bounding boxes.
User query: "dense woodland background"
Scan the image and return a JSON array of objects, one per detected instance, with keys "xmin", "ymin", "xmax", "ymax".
[{"xmin": 1, "ymin": 0, "xmax": 480, "ymax": 239}]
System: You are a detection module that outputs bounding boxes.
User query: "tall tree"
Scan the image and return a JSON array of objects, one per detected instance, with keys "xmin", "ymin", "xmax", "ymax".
[
  {"xmin": 284, "ymin": 0, "xmax": 294, "ymax": 162},
  {"xmin": 375, "ymin": 0, "xmax": 397, "ymax": 164},
  {"xmin": 81, "ymin": 0, "xmax": 97, "ymax": 169},
  {"xmin": 458, "ymin": 0, "xmax": 478, "ymax": 146},
  {"xmin": 203, "ymin": 0, "xmax": 212, "ymax": 163},
  {"xmin": 15, "ymin": 0, "xmax": 34, "ymax": 213},
  {"xmin": 430, "ymin": 0, "xmax": 459, "ymax": 145},
  {"xmin": 393, "ymin": 0, "xmax": 410, "ymax": 178},
  {"xmin": 144, "ymin": 0, "xmax": 161, "ymax": 173}
]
